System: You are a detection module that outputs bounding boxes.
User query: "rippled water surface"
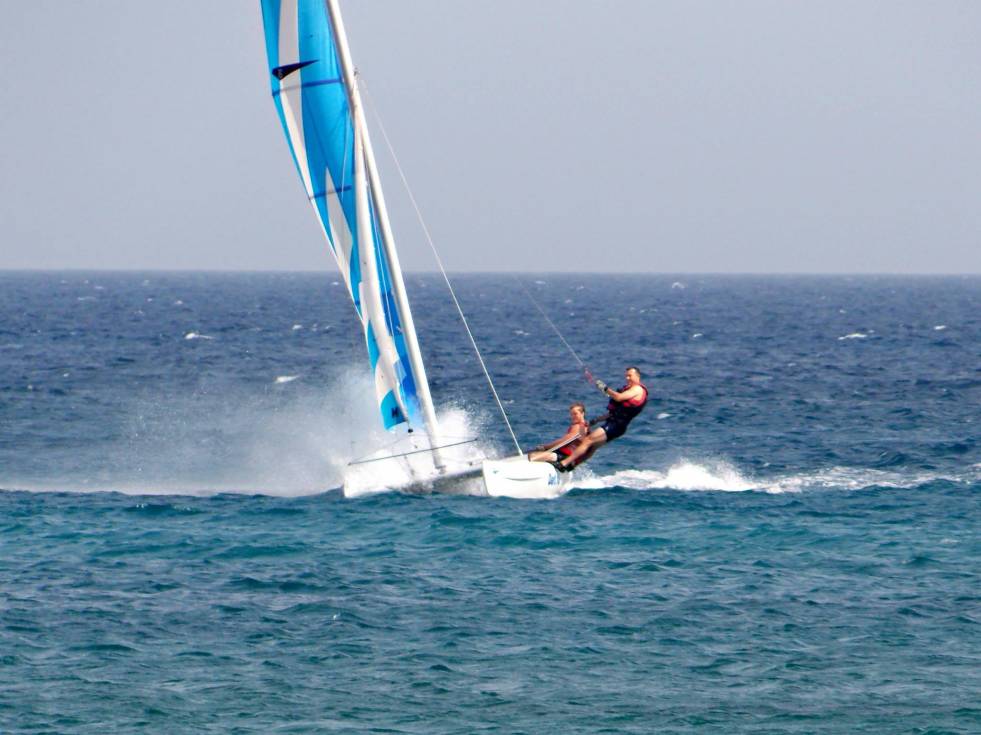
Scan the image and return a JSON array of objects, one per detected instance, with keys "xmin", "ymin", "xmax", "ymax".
[{"xmin": 1, "ymin": 273, "xmax": 979, "ymax": 733}]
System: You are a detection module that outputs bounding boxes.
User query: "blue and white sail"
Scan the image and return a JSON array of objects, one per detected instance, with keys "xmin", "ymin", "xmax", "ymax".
[{"xmin": 259, "ymin": 0, "xmax": 440, "ymax": 440}]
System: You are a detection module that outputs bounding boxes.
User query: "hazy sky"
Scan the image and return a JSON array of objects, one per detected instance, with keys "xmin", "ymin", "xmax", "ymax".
[{"xmin": 2, "ymin": 1, "xmax": 979, "ymax": 273}]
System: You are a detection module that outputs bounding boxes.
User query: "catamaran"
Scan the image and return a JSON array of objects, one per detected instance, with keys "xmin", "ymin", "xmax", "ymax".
[{"xmin": 259, "ymin": 0, "xmax": 567, "ymax": 498}]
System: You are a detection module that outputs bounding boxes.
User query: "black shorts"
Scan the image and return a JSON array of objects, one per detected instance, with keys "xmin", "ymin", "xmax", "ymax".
[{"xmin": 600, "ymin": 419, "xmax": 630, "ymax": 442}]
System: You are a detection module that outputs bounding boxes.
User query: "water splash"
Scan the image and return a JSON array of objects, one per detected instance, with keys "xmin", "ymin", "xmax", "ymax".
[
  {"xmin": 3, "ymin": 370, "xmax": 385, "ymax": 496},
  {"xmin": 341, "ymin": 406, "xmax": 491, "ymax": 499},
  {"xmin": 1, "ymin": 367, "xmax": 508, "ymax": 499}
]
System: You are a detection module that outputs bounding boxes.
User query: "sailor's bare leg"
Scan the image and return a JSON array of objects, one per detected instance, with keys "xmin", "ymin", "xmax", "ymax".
[
  {"xmin": 576, "ymin": 442, "xmax": 602, "ymax": 465},
  {"xmin": 529, "ymin": 450, "xmax": 559, "ymax": 463}
]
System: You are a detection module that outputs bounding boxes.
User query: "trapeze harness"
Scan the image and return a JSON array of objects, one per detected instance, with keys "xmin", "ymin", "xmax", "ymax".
[{"xmin": 601, "ymin": 383, "xmax": 648, "ymax": 441}]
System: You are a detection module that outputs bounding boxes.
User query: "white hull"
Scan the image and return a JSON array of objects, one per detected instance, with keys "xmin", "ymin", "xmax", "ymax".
[
  {"xmin": 481, "ymin": 456, "xmax": 569, "ymax": 499},
  {"xmin": 343, "ymin": 454, "xmax": 570, "ymax": 499}
]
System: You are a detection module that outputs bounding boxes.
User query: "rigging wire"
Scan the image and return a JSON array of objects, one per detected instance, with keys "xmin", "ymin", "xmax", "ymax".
[
  {"xmin": 515, "ymin": 278, "xmax": 596, "ymax": 383},
  {"xmin": 360, "ymin": 80, "xmax": 523, "ymax": 456},
  {"xmin": 348, "ymin": 437, "xmax": 479, "ymax": 466}
]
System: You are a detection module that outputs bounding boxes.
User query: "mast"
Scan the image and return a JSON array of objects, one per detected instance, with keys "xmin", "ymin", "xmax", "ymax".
[{"xmin": 325, "ymin": 0, "xmax": 444, "ymax": 468}]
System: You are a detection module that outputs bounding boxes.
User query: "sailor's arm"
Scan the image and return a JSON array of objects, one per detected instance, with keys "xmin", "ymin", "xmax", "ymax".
[{"xmin": 595, "ymin": 379, "xmax": 643, "ymax": 402}]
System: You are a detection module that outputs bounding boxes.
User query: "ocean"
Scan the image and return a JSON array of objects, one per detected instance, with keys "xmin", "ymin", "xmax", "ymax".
[{"xmin": 1, "ymin": 272, "xmax": 979, "ymax": 733}]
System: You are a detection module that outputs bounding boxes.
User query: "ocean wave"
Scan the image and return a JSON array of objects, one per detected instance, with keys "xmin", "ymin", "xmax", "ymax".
[{"xmin": 11, "ymin": 459, "xmax": 978, "ymax": 500}]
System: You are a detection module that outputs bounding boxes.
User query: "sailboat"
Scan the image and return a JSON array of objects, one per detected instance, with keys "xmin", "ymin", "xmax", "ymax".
[{"xmin": 259, "ymin": 0, "xmax": 568, "ymax": 498}]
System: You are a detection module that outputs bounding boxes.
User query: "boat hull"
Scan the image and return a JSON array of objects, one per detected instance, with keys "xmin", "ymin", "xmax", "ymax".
[
  {"xmin": 481, "ymin": 456, "xmax": 569, "ymax": 499},
  {"xmin": 343, "ymin": 455, "xmax": 569, "ymax": 499}
]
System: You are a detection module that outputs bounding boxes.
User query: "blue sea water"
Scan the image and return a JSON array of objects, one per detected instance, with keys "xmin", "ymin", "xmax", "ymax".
[{"xmin": 1, "ymin": 272, "xmax": 979, "ymax": 733}]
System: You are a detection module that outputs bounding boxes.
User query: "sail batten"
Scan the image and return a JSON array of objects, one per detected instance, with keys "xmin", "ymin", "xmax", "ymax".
[{"xmin": 260, "ymin": 0, "xmax": 432, "ymax": 434}]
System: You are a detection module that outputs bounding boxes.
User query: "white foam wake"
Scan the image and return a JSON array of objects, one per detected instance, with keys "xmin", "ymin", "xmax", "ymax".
[
  {"xmin": 570, "ymin": 460, "xmax": 981, "ymax": 495},
  {"xmin": 571, "ymin": 461, "xmax": 756, "ymax": 493}
]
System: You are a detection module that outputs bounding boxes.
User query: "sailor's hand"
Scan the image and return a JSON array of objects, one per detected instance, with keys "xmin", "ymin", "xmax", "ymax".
[{"xmin": 595, "ymin": 379, "xmax": 608, "ymax": 393}]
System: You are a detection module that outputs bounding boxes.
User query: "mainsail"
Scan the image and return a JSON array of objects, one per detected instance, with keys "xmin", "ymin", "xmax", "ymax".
[{"xmin": 259, "ymin": 0, "xmax": 439, "ymax": 439}]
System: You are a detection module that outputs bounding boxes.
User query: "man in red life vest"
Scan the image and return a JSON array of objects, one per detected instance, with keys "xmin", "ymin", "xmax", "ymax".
[{"xmin": 555, "ymin": 366, "xmax": 648, "ymax": 472}]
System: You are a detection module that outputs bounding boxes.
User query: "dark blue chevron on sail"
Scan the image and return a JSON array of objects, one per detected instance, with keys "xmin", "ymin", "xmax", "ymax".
[{"xmin": 271, "ymin": 59, "xmax": 316, "ymax": 80}]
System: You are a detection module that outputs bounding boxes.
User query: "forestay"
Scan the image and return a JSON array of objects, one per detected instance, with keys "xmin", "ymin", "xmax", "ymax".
[{"xmin": 259, "ymin": 0, "xmax": 436, "ymax": 434}]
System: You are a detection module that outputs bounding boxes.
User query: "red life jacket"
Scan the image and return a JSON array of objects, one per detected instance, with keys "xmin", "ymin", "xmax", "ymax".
[
  {"xmin": 558, "ymin": 419, "xmax": 589, "ymax": 455},
  {"xmin": 608, "ymin": 383, "xmax": 648, "ymax": 423}
]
